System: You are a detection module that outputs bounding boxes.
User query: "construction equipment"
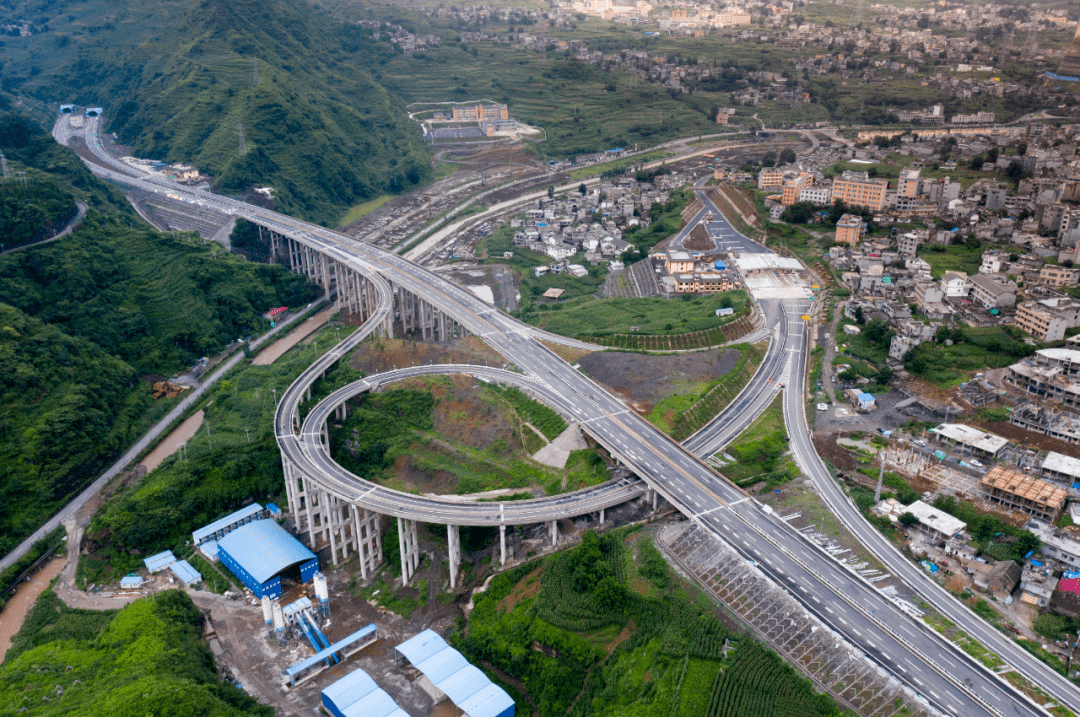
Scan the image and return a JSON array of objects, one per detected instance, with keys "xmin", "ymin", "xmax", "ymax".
[{"xmin": 152, "ymin": 381, "xmax": 187, "ymax": 399}]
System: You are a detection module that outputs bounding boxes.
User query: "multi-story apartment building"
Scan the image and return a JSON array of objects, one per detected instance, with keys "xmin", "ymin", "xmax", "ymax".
[
  {"xmin": 1040, "ymin": 265, "xmax": 1080, "ymax": 289},
  {"xmin": 832, "ymin": 170, "xmax": 889, "ymax": 212},
  {"xmin": 798, "ymin": 185, "xmax": 832, "ymax": 205},
  {"xmin": 781, "ymin": 173, "xmax": 813, "ymax": 206},
  {"xmin": 758, "ymin": 167, "xmax": 784, "ymax": 190},
  {"xmin": 898, "ymin": 232, "xmax": 921, "ymax": 256},
  {"xmin": 452, "ymin": 103, "xmax": 509, "ymax": 121},
  {"xmin": 914, "ymin": 278, "xmax": 944, "ymax": 308},
  {"xmin": 896, "ymin": 167, "xmax": 920, "ymax": 201},
  {"xmin": 968, "ymin": 274, "xmax": 1016, "ymax": 309},
  {"xmin": 834, "ymin": 214, "xmax": 864, "ymax": 246},
  {"xmin": 940, "ymin": 270, "xmax": 972, "ymax": 298},
  {"xmin": 1015, "ymin": 298, "xmax": 1080, "ymax": 341}
]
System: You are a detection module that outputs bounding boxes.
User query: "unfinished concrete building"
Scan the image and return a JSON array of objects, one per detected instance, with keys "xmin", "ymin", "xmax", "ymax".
[{"xmin": 979, "ymin": 466, "xmax": 1067, "ymax": 522}]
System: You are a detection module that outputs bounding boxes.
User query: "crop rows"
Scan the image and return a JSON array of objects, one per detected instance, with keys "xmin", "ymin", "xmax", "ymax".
[
  {"xmin": 704, "ymin": 642, "xmax": 834, "ymax": 717},
  {"xmin": 534, "ymin": 546, "xmax": 623, "ymax": 632}
]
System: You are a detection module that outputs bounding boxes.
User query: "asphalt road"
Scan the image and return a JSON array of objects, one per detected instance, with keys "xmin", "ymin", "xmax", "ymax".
[
  {"xmin": 786, "ymin": 316, "xmax": 1080, "ymax": 716},
  {"xmin": 63, "ymin": 113, "xmax": 1064, "ymax": 716},
  {"xmin": 668, "ymin": 186, "xmax": 769, "ymax": 257},
  {"xmin": 683, "ymin": 299, "xmax": 787, "ymax": 458}
]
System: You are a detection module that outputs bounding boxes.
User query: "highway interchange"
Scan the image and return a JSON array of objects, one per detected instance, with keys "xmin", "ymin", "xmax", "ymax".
[{"xmin": 60, "ymin": 112, "xmax": 1079, "ymax": 717}]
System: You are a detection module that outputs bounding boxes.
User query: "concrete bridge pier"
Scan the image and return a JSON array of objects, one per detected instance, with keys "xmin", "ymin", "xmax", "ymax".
[
  {"xmin": 500, "ymin": 524, "xmax": 507, "ymax": 566},
  {"xmin": 550, "ymin": 520, "xmax": 558, "ymax": 547},
  {"xmin": 447, "ymin": 524, "xmax": 461, "ymax": 589},
  {"xmin": 282, "ymin": 459, "xmax": 306, "ymax": 523},
  {"xmin": 299, "ymin": 474, "xmax": 319, "ymax": 549},
  {"xmin": 320, "ymin": 491, "xmax": 358, "ymax": 567},
  {"xmin": 352, "ymin": 506, "xmax": 382, "ymax": 580},
  {"xmin": 599, "ymin": 508, "xmax": 605, "ymax": 526},
  {"xmin": 398, "ymin": 517, "xmax": 421, "ymax": 585}
]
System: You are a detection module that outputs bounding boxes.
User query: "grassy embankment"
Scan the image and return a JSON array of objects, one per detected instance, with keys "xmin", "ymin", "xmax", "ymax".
[
  {"xmin": 647, "ymin": 341, "xmax": 768, "ymax": 440},
  {"xmin": 711, "ymin": 394, "xmax": 797, "ymax": 492},
  {"xmin": 338, "ymin": 194, "xmax": 394, "ymax": 228},
  {"xmin": 329, "ymin": 376, "xmax": 611, "ymax": 500}
]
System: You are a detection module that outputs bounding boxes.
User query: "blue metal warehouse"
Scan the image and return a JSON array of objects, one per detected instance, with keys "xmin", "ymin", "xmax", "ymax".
[
  {"xmin": 396, "ymin": 630, "xmax": 514, "ymax": 717},
  {"xmin": 217, "ymin": 519, "xmax": 318, "ymax": 599},
  {"xmin": 322, "ymin": 668, "xmax": 409, "ymax": 717},
  {"xmin": 193, "ymin": 503, "xmax": 265, "ymax": 546}
]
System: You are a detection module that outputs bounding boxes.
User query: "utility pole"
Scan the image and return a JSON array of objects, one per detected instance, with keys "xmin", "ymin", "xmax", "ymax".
[
  {"xmin": 253, "ymin": 57, "xmax": 259, "ymax": 85},
  {"xmin": 0, "ymin": 151, "xmax": 9, "ymax": 179},
  {"xmin": 1023, "ymin": 24, "xmax": 1038, "ymax": 58},
  {"xmin": 206, "ymin": 423, "xmax": 212, "ymax": 452},
  {"xmin": 874, "ymin": 446, "xmax": 888, "ymax": 503},
  {"xmin": 238, "ymin": 122, "xmax": 248, "ymax": 156}
]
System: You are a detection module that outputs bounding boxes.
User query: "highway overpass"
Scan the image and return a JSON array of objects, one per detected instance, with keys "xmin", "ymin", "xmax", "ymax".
[{"xmin": 60, "ymin": 112, "xmax": 1073, "ymax": 717}]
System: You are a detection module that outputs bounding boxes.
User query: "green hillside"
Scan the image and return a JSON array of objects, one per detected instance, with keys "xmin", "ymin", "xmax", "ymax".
[
  {"xmin": 461, "ymin": 529, "xmax": 840, "ymax": 717},
  {"xmin": 0, "ymin": 117, "xmax": 318, "ymax": 556},
  {"xmin": 2, "ymin": 589, "xmax": 271, "ymax": 716},
  {"xmin": 0, "ymin": 0, "xmax": 431, "ymax": 225}
]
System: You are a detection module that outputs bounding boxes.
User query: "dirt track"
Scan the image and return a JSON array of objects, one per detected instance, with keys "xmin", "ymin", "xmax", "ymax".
[
  {"xmin": 252, "ymin": 307, "xmax": 335, "ymax": 365},
  {"xmin": 0, "ymin": 557, "xmax": 65, "ymax": 661}
]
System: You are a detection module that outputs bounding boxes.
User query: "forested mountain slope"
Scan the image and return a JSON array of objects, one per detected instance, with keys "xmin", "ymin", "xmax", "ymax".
[
  {"xmin": 0, "ymin": 116, "xmax": 317, "ymax": 556},
  {"xmin": 0, "ymin": 0, "xmax": 430, "ymax": 225}
]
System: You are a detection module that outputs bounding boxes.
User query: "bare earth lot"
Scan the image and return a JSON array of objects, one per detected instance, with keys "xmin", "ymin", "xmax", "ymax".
[{"xmin": 578, "ymin": 348, "xmax": 741, "ymax": 412}]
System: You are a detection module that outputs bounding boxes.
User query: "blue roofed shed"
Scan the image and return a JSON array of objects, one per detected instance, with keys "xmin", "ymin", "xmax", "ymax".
[
  {"xmin": 170, "ymin": 559, "xmax": 202, "ymax": 586},
  {"xmin": 437, "ymin": 665, "xmax": 490, "ymax": 704},
  {"xmin": 396, "ymin": 630, "xmax": 514, "ymax": 717},
  {"xmin": 144, "ymin": 550, "xmax": 176, "ymax": 573},
  {"xmin": 217, "ymin": 519, "xmax": 317, "ymax": 599},
  {"xmin": 200, "ymin": 540, "xmax": 220, "ymax": 562},
  {"xmin": 119, "ymin": 575, "xmax": 143, "ymax": 589},
  {"xmin": 416, "ymin": 646, "xmax": 469, "ymax": 683},
  {"xmin": 322, "ymin": 668, "xmax": 409, "ymax": 717},
  {"xmin": 461, "ymin": 683, "xmax": 517, "ymax": 717},
  {"xmin": 395, "ymin": 629, "xmax": 448, "ymax": 665}
]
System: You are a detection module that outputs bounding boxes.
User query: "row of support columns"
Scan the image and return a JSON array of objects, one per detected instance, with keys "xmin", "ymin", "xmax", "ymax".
[
  {"xmin": 257, "ymin": 222, "xmax": 484, "ymax": 348},
  {"xmin": 283, "ymin": 471, "xmax": 661, "ymax": 588},
  {"xmin": 395, "ymin": 285, "xmax": 468, "ymax": 342},
  {"xmin": 258, "ymin": 224, "xmax": 396, "ymax": 339},
  {"xmin": 285, "ymin": 461, "xmax": 621, "ymax": 585}
]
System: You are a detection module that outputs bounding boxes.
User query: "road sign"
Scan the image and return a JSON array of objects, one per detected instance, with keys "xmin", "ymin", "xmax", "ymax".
[{"xmin": 802, "ymin": 315, "xmax": 811, "ymax": 320}]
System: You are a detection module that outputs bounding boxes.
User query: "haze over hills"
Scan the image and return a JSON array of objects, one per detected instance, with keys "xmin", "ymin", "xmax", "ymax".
[{"xmin": 0, "ymin": 0, "xmax": 430, "ymax": 225}]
